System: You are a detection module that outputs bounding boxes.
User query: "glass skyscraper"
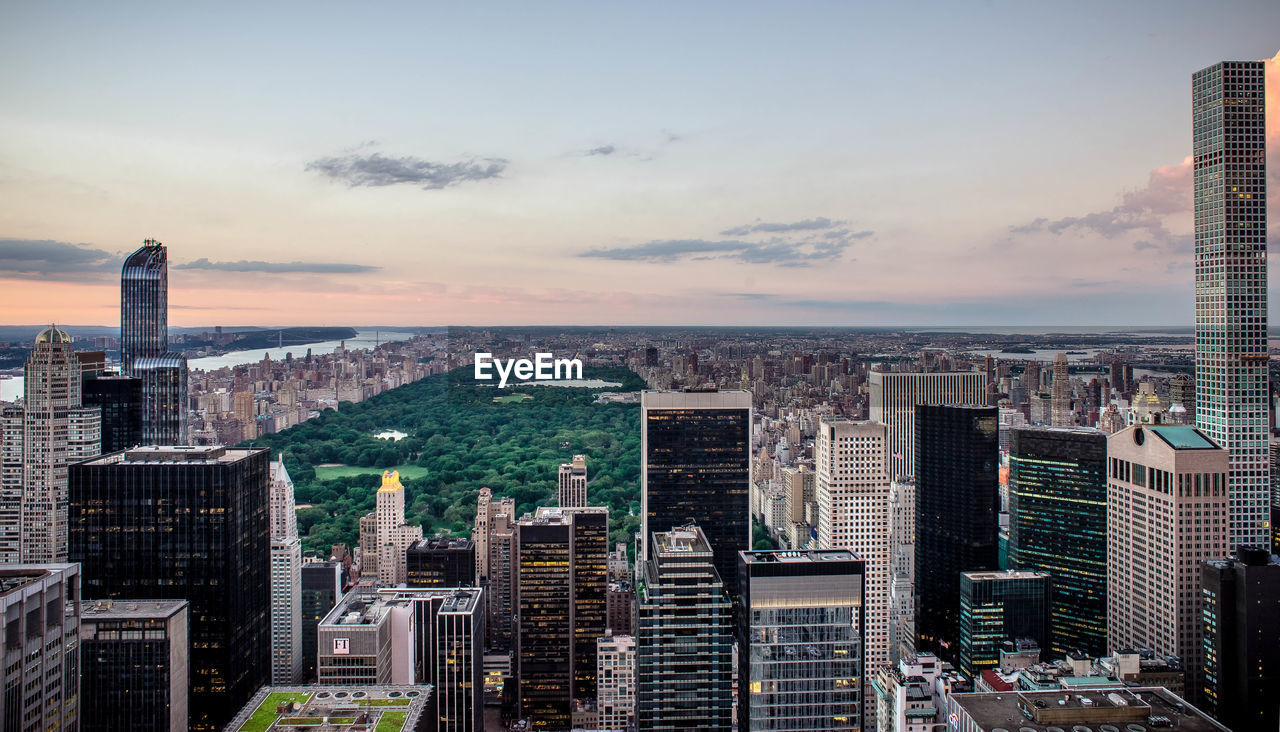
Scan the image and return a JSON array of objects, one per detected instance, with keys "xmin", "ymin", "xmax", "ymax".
[
  {"xmin": 1008, "ymin": 426, "xmax": 1108, "ymax": 657},
  {"xmin": 1192, "ymin": 61, "xmax": 1269, "ymax": 548},
  {"xmin": 120, "ymin": 239, "xmax": 188, "ymax": 444},
  {"xmin": 957, "ymin": 569, "xmax": 1050, "ymax": 681}
]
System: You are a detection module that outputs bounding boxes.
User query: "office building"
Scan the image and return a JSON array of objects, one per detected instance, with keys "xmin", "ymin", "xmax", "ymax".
[
  {"xmin": 1107, "ymin": 424, "xmax": 1228, "ymax": 698},
  {"xmin": 317, "ymin": 590, "xmax": 416, "ymax": 685},
  {"xmin": 596, "ymin": 631, "xmax": 636, "ymax": 732},
  {"xmin": 946, "ymin": 687, "xmax": 1227, "ymax": 732},
  {"xmin": 514, "ymin": 507, "xmax": 608, "ymax": 729},
  {"xmin": 872, "ymin": 651, "xmax": 966, "ymax": 732},
  {"xmin": 1193, "ymin": 61, "xmax": 1270, "ymax": 549},
  {"xmin": 82, "ymin": 373, "xmax": 143, "ymax": 453},
  {"xmin": 815, "ymin": 418, "xmax": 889, "ymax": 719},
  {"xmin": 782, "ymin": 463, "xmax": 816, "ymax": 527},
  {"xmin": 641, "ymin": 389, "xmax": 752, "ymax": 600},
  {"xmin": 558, "ymin": 454, "xmax": 588, "ymax": 508},
  {"xmin": 1049, "ymin": 353, "xmax": 1072, "ymax": 426},
  {"xmin": 407, "ymin": 536, "xmax": 476, "ymax": 588},
  {"xmin": 737, "ymin": 549, "xmax": 865, "ymax": 732},
  {"xmin": 134, "ymin": 354, "xmax": 188, "ymax": 445},
  {"xmin": 360, "ymin": 470, "xmax": 423, "ymax": 586},
  {"xmin": 269, "ymin": 456, "xmax": 303, "ymax": 684},
  {"xmin": 956, "ymin": 570, "xmax": 1050, "ymax": 680},
  {"xmin": 868, "ymin": 370, "xmax": 986, "ymax": 480},
  {"xmin": 1201, "ymin": 546, "xmax": 1279, "ymax": 730},
  {"xmin": 1007, "ymin": 426, "xmax": 1107, "ymax": 657},
  {"xmin": 121, "ymin": 240, "xmax": 188, "ymax": 444},
  {"xmin": 914, "ymin": 405, "xmax": 999, "ymax": 663},
  {"xmin": 79, "ymin": 599, "xmax": 189, "ymax": 732},
  {"xmin": 636, "ymin": 525, "xmax": 733, "ymax": 731},
  {"xmin": 227, "ymin": 685, "xmax": 432, "ymax": 732},
  {"xmin": 888, "ymin": 478, "xmax": 915, "ymax": 663},
  {"xmin": 433, "ymin": 589, "xmax": 486, "ymax": 732},
  {"xmin": 0, "ymin": 564, "xmax": 81, "ymax": 731},
  {"xmin": 485, "ymin": 506, "xmax": 516, "ymax": 651},
  {"xmin": 301, "ymin": 561, "xmax": 344, "ymax": 682},
  {"xmin": 69, "ymin": 445, "xmax": 270, "ymax": 731},
  {"xmin": 606, "ymin": 580, "xmax": 633, "ymax": 635},
  {"xmin": 474, "ymin": 487, "xmax": 515, "ymax": 582},
  {"xmin": 0, "ymin": 326, "xmax": 101, "ymax": 563}
]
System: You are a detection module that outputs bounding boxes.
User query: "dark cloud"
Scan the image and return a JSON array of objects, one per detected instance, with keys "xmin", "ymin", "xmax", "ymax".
[
  {"xmin": 580, "ymin": 235, "xmax": 856, "ymax": 266},
  {"xmin": 175, "ymin": 258, "xmax": 381, "ymax": 274},
  {"xmin": 584, "ymin": 145, "xmax": 616, "ymax": 157},
  {"xmin": 306, "ymin": 152, "xmax": 507, "ymax": 190},
  {"xmin": 0, "ymin": 238, "xmax": 120, "ymax": 281},
  {"xmin": 720, "ymin": 217, "xmax": 844, "ymax": 236}
]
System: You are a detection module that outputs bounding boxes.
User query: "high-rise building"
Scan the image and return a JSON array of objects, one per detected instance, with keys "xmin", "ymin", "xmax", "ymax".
[
  {"xmin": 317, "ymin": 590, "xmax": 415, "ymax": 685},
  {"xmin": 868, "ymin": 370, "xmax": 986, "ymax": 480},
  {"xmin": 407, "ymin": 536, "xmax": 476, "ymax": 588},
  {"xmin": 737, "ymin": 549, "xmax": 865, "ymax": 732},
  {"xmin": 1007, "ymin": 426, "xmax": 1107, "ymax": 657},
  {"xmin": 69, "ymin": 445, "xmax": 270, "ymax": 731},
  {"xmin": 360, "ymin": 470, "xmax": 423, "ymax": 586},
  {"xmin": 914, "ymin": 405, "xmax": 999, "ymax": 663},
  {"xmin": 81, "ymin": 374, "xmax": 143, "ymax": 453},
  {"xmin": 558, "ymin": 454, "xmax": 589, "ymax": 508},
  {"xmin": 1107, "ymin": 424, "xmax": 1228, "ymax": 698},
  {"xmin": 641, "ymin": 390, "xmax": 752, "ymax": 602},
  {"xmin": 1192, "ymin": 60, "xmax": 1270, "ymax": 549},
  {"xmin": 956, "ymin": 569, "xmax": 1050, "ymax": 680},
  {"xmin": 79, "ymin": 599, "xmax": 189, "ymax": 732},
  {"xmin": 300, "ymin": 561, "xmax": 344, "ymax": 682},
  {"xmin": 0, "ymin": 564, "xmax": 81, "ymax": 731},
  {"xmin": 514, "ymin": 507, "xmax": 608, "ymax": 729},
  {"xmin": 815, "ymin": 418, "xmax": 890, "ymax": 719},
  {"xmin": 121, "ymin": 240, "xmax": 188, "ymax": 445},
  {"xmin": 1049, "ymin": 353, "xmax": 1073, "ymax": 427},
  {"xmin": 596, "ymin": 631, "xmax": 636, "ymax": 732},
  {"xmin": 474, "ymin": 487, "xmax": 515, "ymax": 582},
  {"xmin": 1201, "ymin": 546, "xmax": 1279, "ymax": 730},
  {"xmin": 269, "ymin": 456, "xmax": 303, "ymax": 684},
  {"xmin": 888, "ymin": 478, "xmax": 916, "ymax": 663},
  {"xmin": 0, "ymin": 326, "xmax": 101, "ymax": 563},
  {"xmin": 636, "ymin": 525, "xmax": 733, "ymax": 731},
  {"xmin": 782, "ymin": 463, "xmax": 816, "ymax": 528},
  {"xmin": 485, "ymin": 506, "xmax": 517, "ymax": 652}
]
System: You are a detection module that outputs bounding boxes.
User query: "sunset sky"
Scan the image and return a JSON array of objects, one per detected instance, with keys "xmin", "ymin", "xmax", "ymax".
[{"xmin": 1, "ymin": 2, "xmax": 1277, "ymax": 327}]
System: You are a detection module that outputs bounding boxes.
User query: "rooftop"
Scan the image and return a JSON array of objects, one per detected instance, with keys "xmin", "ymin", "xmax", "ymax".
[
  {"xmin": 80, "ymin": 599, "xmax": 187, "ymax": 620},
  {"xmin": 950, "ymin": 687, "xmax": 1228, "ymax": 731},
  {"xmin": 1145, "ymin": 425, "xmax": 1220, "ymax": 450},
  {"xmin": 963, "ymin": 569, "xmax": 1051, "ymax": 582},
  {"xmin": 226, "ymin": 685, "xmax": 430, "ymax": 732},
  {"xmin": 81, "ymin": 445, "xmax": 264, "ymax": 465},
  {"xmin": 741, "ymin": 549, "xmax": 858, "ymax": 564}
]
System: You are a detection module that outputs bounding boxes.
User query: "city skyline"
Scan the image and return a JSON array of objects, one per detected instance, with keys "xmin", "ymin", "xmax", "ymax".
[{"xmin": 0, "ymin": 3, "xmax": 1277, "ymax": 327}]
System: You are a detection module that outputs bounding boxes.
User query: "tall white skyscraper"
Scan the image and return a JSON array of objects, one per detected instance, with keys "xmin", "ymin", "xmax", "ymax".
[
  {"xmin": 1193, "ymin": 60, "xmax": 1270, "ymax": 549},
  {"xmin": 0, "ymin": 326, "xmax": 100, "ymax": 563},
  {"xmin": 816, "ymin": 418, "xmax": 890, "ymax": 724},
  {"xmin": 269, "ymin": 455, "xmax": 303, "ymax": 683},
  {"xmin": 558, "ymin": 454, "xmax": 588, "ymax": 508},
  {"xmin": 887, "ymin": 478, "xmax": 916, "ymax": 664},
  {"xmin": 868, "ymin": 370, "xmax": 986, "ymax": 480}
]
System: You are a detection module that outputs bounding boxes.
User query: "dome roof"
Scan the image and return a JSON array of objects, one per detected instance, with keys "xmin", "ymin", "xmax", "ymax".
[{"xmin": 35, "ymin": 325, "xmax": 71, "ymax": 344}]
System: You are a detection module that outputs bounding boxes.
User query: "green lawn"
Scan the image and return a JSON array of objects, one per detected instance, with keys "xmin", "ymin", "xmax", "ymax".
[
  {"xmin": 314, "ymin": 464, "xmax": 430, "ymax": 481},
  {"xmin": 239, "ymin": 692, "xmax": 312, "ymax": 732},
  {"xmin": 376, "ymin": 711, "xmax": 409, "ymax": 732}
]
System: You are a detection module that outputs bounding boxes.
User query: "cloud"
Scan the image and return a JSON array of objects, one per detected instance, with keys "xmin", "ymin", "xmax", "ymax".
[
  {"xmin": 175, "ymin": 258, "xmax": 381, "ymax": 274},
  {"xmin": 720, "ymin": 217, "xmax": 845, "ymax": 236},
  {"xmin": 0, "ymin": 238, "xmax": 120, "ymax": 281},
  {"xmin": 306, "ymin": 152, "xmax": 507, "ymax": 190},
  {"xmin": 580, "ymin": 236, "xmax": 856, "ymax": 266},
  {"xmin": 584, "ymin": 145, "xmax": 616, "ymax": 157}
]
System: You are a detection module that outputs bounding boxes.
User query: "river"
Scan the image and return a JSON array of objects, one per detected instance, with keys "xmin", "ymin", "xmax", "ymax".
[{"xmin": 188, "ymin": 329, "xmax": 415, "ymax": 371}]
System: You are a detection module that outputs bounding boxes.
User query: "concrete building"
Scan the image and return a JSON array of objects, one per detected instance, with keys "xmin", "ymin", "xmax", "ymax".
[
  {"xmin": 946, "ymin": 687, "xmax": 1227, "ymax": 732},
  {"xmin": 317, "ymin": 590, "xmax": 417, "ymax": 686},
  {"xmin": 558, "ymin": 454, "xmax": 588, "ymax": 508},
  {"xmin": 887, "ymin": 478, "xmax": 915, "ymax": 664},
  {"xmin": 596, "ymin": 631, "xmax": 636, "ymax": 732},
  {"xmin": 1106, "ymin": 424, "xmax": 1228, "ymax": 698},
  {"xmin": 270, "ymin": 456, "xmax": 304, "ymax": 684},
  {"xmin": 872, "ymin": 652, "xmax": 967, "ymax": 732},
  {"xmin": 1049, "ymin": 353, "xmax": 1072, "ymax": 426},
  {"xmin": 1201, "ymin": 546, "xmax": 1279, "ymax": 730},
  {"xmin": 0, "ymin": 564, "xmax": 81, "ymax": 731},
  {"xmin": 485, "ymin": 506, "xmax": 516, "ymax": 652},
  {"xmin": 868, "ymin": 370, "xmax": 986, "ymax": 480},
  {"xmin": 79, "ymin": 599, "xmax": 189, "ymax": 732},
  {"xmin": 474, "ymin": 487, "xmax": 515, "ymax": 584},
  {"xmin": 737, "ymin": 549, "xmax": 865, "ymax": 731},
  {"xmin": 360, "ymin": 470, "xmax": 423, "ymax": 586}
]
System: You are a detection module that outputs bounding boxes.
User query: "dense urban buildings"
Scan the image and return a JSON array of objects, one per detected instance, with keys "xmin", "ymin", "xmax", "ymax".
[
  {"xmin": 558, "ymin": 453, "xmax": 588, "ymax": 508},
  {"xmin": 946, "ymin": 687, "xmax": 1228, "ymax": 732},
  {"xmin": 956, "ymin": 569, "xmax": 1050, "ymax": 680},
  {"xmin": 79, "ymin": 599, "xmax": 189, "ymax": 732},
  {"xmin": 120, "ymin": 239, "xmax": 188, "ymax": 444},
  {"xmin": 914, "ymin": 404, "xmax": 999, "ymax": 663},
  {"xmin": 1007, "ymin": 426, "xmax": 1107, "ymax": 657},
  {"xmin": 269, "ymin": 456, "xmax": 303, "ymax": 684},
  {"xmin": 1201, "ymin": 546, "xmax": 1279, "ymax": 730},
  {"xmin": 636, "ymin": 525, "xmax": 733, "ymax": 731},
  {"xmin": 641, "ymin": 389, "xmax": 752, "ymax": 599},
  {"xmin": 0, "ymin": 564, "xmax": 81, "ymax": 731},
  {"xmin": 1107, "ymin": 424, "xmax": 1229, "ymax": 698},
  {"xmin": 69, "ymin": 445, "xmax": 270, "ymax": 731},
  {"xmin": 868, "ymin": 370, "xmax": 986, "ymax": 480},
  {"xmin": 1192, "ymin": 60, "xmax": 1270, "ymax": 549},
  {"xmin": 737, "ymin": 549, "xmax": 865, "ymax": 731}
]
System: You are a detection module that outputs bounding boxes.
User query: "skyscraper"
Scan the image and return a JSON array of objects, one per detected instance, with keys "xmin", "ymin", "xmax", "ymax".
[
  {"xmin": 407, "ymin": 536, "xmax": 476, "ymax": 588},
  {"xmin": 1192, "ymin": 60, "xmax": 1270, "ymax": 549},
  {"xmin": 641, "ymin": 389, "xmax": 752, "ymax": 601},
  {"xmin": 887, "ymin": 478, "xmax": 916, "ymax": 664},
  {"xmin": 737, "ymin": 549, "xmax": 865, "ymax": 732},
  {"xmin": 120, "ymin": 240, "xmax": 188, "ymax": 445},
  {"xmin": 558, "ymin": 454, "xmax": 588, "ymax": 508},
  {"xmin": 1007, "ymin": 426, "xmax": 1107, "ymax": 657},
  {"xmin": 1107, "ymin": 424, "xmax": 1228, "ymax": 699},
  {"xmin": 300, "ymin": 561, "xmax": 343, "ymax": 682},
  {"xmin": 956, "ymin": 569, "xmax": 1050, "ymax": 680},
  {"xmin": 474, "ymin": 486, "xmax": 515, "ymax": 584},
  {"xmin": 0, "ymin": 564, "xmax": 81, "ymax": 731},
  {"xmin": 0, "ymin": 326, "xmax": 101, "ymax": 563},
  {"xmin": 914, "ymin": 404, "xmax": 999, "ymax": 663},
  {"xmin": 815, "ymin": 418, "xmax": 890, "ymax": 719},
  {"xmin": 70, "ymin": 445, "xmax": 270, "ymax": 731},
  {"xmin": 868, "ymin": 370, "xmax": 986, "ymax": 480},
  {"xmin": 81, "ymin": 373, "xmax": 143, "ymax": 453},
  {"xmin": 269, "ymin": 456, "xmax": 303, "ymax": 684},
  {"xmin": 79, "ymin": 599, "xmax": 190, "ymax": 732},
  {"xmin": 596, "ymin": 631, "xmax": 636, "ymax": 732},
  {"xmin": 1050, "ymin": 353, "xmax": 1072, "ymax": 426},
  {"xmin": 1201, "ymin": 546, "xmax": 1279, "ymax": 730},
  {"xmin": 636, "ymin": 525, "xmax": 733, "ymax": 731},
  {"xmin": 360, "ymin": 470, "xmax": 423, "ymax": 586}
]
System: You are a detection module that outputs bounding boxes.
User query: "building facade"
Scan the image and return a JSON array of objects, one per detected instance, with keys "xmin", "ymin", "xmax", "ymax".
[
  {"xmin": 868, "ymin": 370, "xmax": 986, "ymax": 481},
  {"xmin": 407, "ymin": 536, "xmax": 476, "ymax": 588},
  {"xmin": 1201, "ymin": 546, "xmax": 1279, "ymax": 730},
  {"xmin": 0, "ymin": 564, "xmax": 81, "ymax": 731},
  {"xmin": 269, "ymin": 456, "xmax": 303, "ymax": 684},
  {"xmin": 596, "ymin": 631, "xmax": 636, "ymax": 732},
  {"xmin": 121, "ymin": 240, "xmax": 188, "ymax": 445},
  {"xmin": 361, "ymin": 470, "xmax": 423, "ymax": 586},
  {"xmin": 79, "ymin": 599, "xmax": 189, "ymax": 732},
  {"xmin": 887, "ymin": 478, "xmax": 916, "ymax": 664},
  {"xmin": 956, "ymin": 570, "xmax": 1050, "ymax": 680},
  {"xmin": 300, "ymin": 561, "xmax": 344, "ymax": 682},
  {"xmin": 558, "ymin": 454, "xmax": 588, "ymax": 508}
]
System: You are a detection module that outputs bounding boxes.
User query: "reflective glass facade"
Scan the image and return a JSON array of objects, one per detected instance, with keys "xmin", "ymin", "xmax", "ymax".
[
  {"xmin": 957, "ymin": 570, "xmax": 1049, "ymax": 680},
  {"xmin": 120, "ymin": 240, "xmax": 169, "ymax": 375},
  {"xmin": 133, "ymin": 355, "xmax": 188, "ymax": 446}
]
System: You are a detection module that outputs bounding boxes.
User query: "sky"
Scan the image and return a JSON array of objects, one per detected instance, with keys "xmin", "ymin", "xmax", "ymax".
[{"xmin": 1, "ymin": 2, "xmax": 1278, "ymax": 328}]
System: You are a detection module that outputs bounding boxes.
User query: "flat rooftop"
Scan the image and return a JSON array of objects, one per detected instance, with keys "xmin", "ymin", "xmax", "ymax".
[
  {"xmin": 226, "ymin": 685, "xmax": 430, "ymax": 732},
  {"xmin": 80, "ymin": 599, "xmax": 187, "ymax": 621},
  {"xmin": 741, "ymin": 549, "xmax": 858, "ymax": 564},
  {"xmin": 963, "ymin": 569, "xmax": 1051, "ymax": 582},
  {"xmin": 951, "ymin": 687, "xmax": 1228, "ymax": 731},
  {"xmin": 1146, "ymin": 425, "xmax": 1221, "ymax": 450},
  {"xmin": 651, "ymin": 526, "xmax": 713, "ymax": 556},
  {"xmin": 80, "ymin": 445, "xmax": 265, "ymax": 465}
]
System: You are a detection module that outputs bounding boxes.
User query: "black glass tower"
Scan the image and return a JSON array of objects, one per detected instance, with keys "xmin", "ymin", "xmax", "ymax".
[
  {"xmin": 641, "ymin": 390, "xmax": 752, "ymax": 600},
  {"xmin": 300, "ymin": 561, "xmax": 343, "ymax": 682},
  {"xmin": 957, "ymin": 570, "xmax": 1050, "ymax": 680},
  {"xmin": 914, "ymin": 404, "xmax": 999, "ymax": 663},
  {"xmin": 82, "ymin": 374, "xmax": 143, "ymax": 453},
  {"xmin": 69, "ymin": 445, "xmax": 270, "ymax": 731},
  {"xmin": 407, "ymin": 536, "xmax": 477, "ymax": 588},
  {"xmin": 1008, "ymin": 426, "xmax": 1108, "ymax": 657},
  {"xmin": 1201, "ymin": 546, "xmax": 1279, "ymax": 730},
  {"xmin": 79, "ymin": 599, "xmax": 189, "ymax": 732},
  {"xmin": 120, "ymin": 239, "xmax": 187, "ymax": 444}
]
